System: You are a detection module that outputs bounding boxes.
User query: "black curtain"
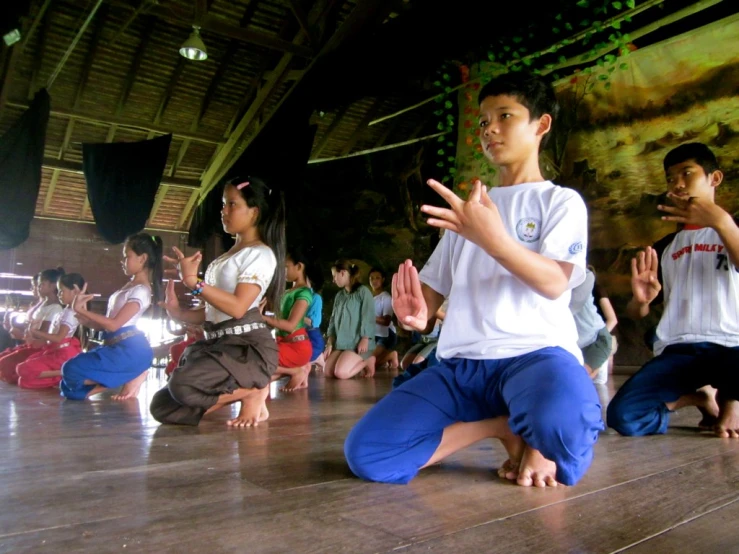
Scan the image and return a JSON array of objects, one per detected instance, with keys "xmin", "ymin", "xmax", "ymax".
[
  {"xmin": 0, "ymin": 88, "xmax": 50, "ymax": 250},
  {"xmin": 83, "ymin": 134, "xmax": 171, "ymax": 244}
]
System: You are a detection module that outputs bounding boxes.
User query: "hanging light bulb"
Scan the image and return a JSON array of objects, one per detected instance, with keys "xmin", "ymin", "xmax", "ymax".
[{"xmin": 179, "ymin": 26, "xmax": 208, "ymax": 61}]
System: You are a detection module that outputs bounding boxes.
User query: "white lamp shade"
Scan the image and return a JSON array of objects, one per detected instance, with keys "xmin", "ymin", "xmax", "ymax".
[{"xmin": 179, "ymin": 28, "xmax": 208, "ymax": 61}]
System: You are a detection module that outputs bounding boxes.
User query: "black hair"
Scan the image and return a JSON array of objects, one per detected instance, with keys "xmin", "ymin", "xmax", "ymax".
[
  {"xmin": 226, "ymin": 175, "xmax": 286, "ymax": 311},
  {"xmin": 287, "ymin": 245, "xmax": 324, "ymax": 293},
  {"xmin": 39, "ymin": 267, "xmax": 64, "ymax": 291},
  {"xmin": 368, "ymin": 267, "xmax": 386, "ymax": 283},
  {"xmin": 663, "ymin": 143, "xmax": 719, "ymax": 175},
  {"xmin": 477, "ymin": 71, "xmax": 559, "ymax": 148},
  {"xmin": 125, "ymin": 233, "xmax": 164, "ymax": 303},
  {"xmin": 332, "ymin": 259, "xmax": 362, "ymax": 292},
  {"xmin": 58, "ymin": 272, "xmax": 85, "ymax": 292}
]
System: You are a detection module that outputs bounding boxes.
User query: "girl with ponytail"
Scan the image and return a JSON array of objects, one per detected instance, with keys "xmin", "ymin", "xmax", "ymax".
[
  {"xmin": 60, "ymin": 233, "xmax": 163, "ymax": 400},
  {"xmin": 324, "ymin": 260, "xmax": 376, "ymax": 380},
  {"xmin": 151, "ymin": 175, "xmax": 283, "ymax": 427}
]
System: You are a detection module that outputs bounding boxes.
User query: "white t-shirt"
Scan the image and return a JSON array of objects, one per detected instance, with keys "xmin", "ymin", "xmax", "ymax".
[
  {"xmin": 107, "ymin": 284, "xmax": 151, "ymax": 326},
  {"xmin": 29, "ymin": 303, "xmax": 63, "ymax": 331},
  {"xmin": 373, "ymin": 291, "xmax": 396, "ymax": 337},
  {"xmin": 49, "ymin": 306, "xmax": 80, "ymax": 339},
  {"xmin": 204, "ymin": 244, "xmax": 277, "ymax": 324},
  {"xmin": 419, "ymin": 181, "xmax": 587, "ymax": 362},
  {"xmin": 654, "ymin": 226, "xmax": 739, "ymax": 355}
]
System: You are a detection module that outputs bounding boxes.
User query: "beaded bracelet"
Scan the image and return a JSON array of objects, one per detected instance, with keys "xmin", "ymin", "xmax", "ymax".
[{"xmin": 191, "ymin": 279, "xmax": 206, "ymax": 296}]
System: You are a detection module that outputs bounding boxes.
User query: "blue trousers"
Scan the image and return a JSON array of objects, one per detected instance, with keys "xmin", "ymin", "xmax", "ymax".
[
  {"xmin": 344, "ymin": 347, "xmax": 603, "ymax": 486},
  {"xmin": 607, "ymin": 342, "xmax": 739, "ymax": 436},
  {"xmin": 60, "ymin": 326, "xmax": 153, "ymax": 401}
]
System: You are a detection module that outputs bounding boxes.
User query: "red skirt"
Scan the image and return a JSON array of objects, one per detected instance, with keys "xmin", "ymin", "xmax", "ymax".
[
  {"xmin": 277, "ymin": 329, "xmax": 312, "ymax": 368},
  {"xmin": 0, "ymin": 344, "xmax": 41, "ymax": 384},
  {"xmin": 16, "ymin": 338, "xmax": 83, "ymax": 389}
]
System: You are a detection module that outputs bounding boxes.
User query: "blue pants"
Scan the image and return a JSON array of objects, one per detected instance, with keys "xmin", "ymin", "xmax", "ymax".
[
  {"xmin": 607, "ymin": 342, "xmax": 739, "ymax": 436},
  {"xmin": 60, "ymin": 327, "xmax": 153, "ymax": 400},
  {"xmin": 307, "ymin": 328, "xmax": 325, "ymax": 363},
  {"xmin": 344, "ymin": 347, "xmax": 603, "ymax": 486}
]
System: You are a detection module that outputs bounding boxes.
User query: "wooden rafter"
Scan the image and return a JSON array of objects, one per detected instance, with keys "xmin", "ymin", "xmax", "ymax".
[
  {"xmin": 42, "ymin": 170, "xmax": 61, "ymax": 215},
  {"xmin": 5, "ymin": 101, "xmax": 223, "ymax": 144},
  {"xmin": 148, "ymin": 185, "xmax": 169, "ymax": 226},
  {"xmin": 58, "ymin": 5, "xmax": 108, "ymax": 160},
  {"xmin": 197, "ymin": 0, "xmax": 390, "ymax": 202},
  {"xmin": 312, "ymin": 104, "xmax": 350, "ymax": 158},
  {"xmin": 27, "ymin": 8, "xmax": 52, "ymax": 100},
  {"xmin": 123, "ymin": 2, "xmax": 314, "ymax": 58},
  {"xmin": 287, "ymin": 0, "xmax": 317, "ymax": 46},
  {"xmin": 372, "ymin": 117, "xmax": 401, "ymax": 148},
  {"xmin": 43, "ymin": 158, "xmax": 200, "ymax": 189},
  {"xmin": 339, "ymin": 99, "xmax": 382, "ymax": 157},
  {"xmin": 116, "ymin": 17, "xmax": 156, "ymax": 117},
  {"xmin": 151, "ymin": 57, "xmax": 186, "ymax": 127}
]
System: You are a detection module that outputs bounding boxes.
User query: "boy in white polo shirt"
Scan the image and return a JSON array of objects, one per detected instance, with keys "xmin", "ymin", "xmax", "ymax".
[
  {"xmin": 344, "ymin": 72, "xmax": 603, "ymax": 488},
  {"xmin": 608, "ymin": 143, "xmax": 739, "ymax": 438}
]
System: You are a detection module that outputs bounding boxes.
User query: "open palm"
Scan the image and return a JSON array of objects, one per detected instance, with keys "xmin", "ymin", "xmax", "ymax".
[
  {"xmin": 631, "ymin": 247, "xmax": 662, "ymax": 304},
  {"xmin": 392, "ymin": 260, "xmax": 428, "ymax": 332}
]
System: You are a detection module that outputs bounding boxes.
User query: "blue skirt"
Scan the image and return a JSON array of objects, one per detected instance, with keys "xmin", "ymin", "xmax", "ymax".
[
  {"xmin": 60, "ymin": 326, "xmax": 153, "ymax": 400},
  {"xmin": 307, "ymin": 328, "xmax": 325, "ymax": 362}
]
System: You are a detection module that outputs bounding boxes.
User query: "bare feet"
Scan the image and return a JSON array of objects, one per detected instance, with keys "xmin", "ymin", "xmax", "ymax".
[
  {"xmin": 111, "ymin": 371, "xmax": 148, "ymax": 401},
  {"xmin": 361, "ymin": 356, "xmax": 376, "ymax": 378},
  {"xmin": 695, "ymin": 386, "xmax": 720, "ymax": 429},
  {"xmin": 85, "ymin": 385, "xmax": 107, "ymax": 398},
  {"xmin": 516, "ymin": 446, "xmax": 559, "ymax": 488},
  {"xmin": 280, "ymin": 366, "xmax": 309, "ymax": 392},
  {"xmin": 227, "ymin": 387, "xmax": 269, "ymax": 428},
  {"xmin": 497, "ymin": 432, "xmax": 525, "ymax": 482},
  {"xmin": 715, "ymin": 398, "xmax": 739, "ymax": 438}
]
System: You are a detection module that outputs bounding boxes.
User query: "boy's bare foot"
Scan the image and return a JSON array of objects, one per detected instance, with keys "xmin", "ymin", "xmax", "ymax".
[
  {"xmin": 281, "ymin": 366, "xmax": 309, "ymax": 392},
  {"xmin": 715, "ymin": 399, "xmax": 739, "ymax": 438},
  {"xmin": 85, "ymin": 385, "xmax": 107, "ymax": 398},
  {"xmin": 497, "ymin": 432, "xmax": 525, "ymax": 481},
  {"xmin": 112, "ymin": 371, "xmax": 148, "ymax": 400},
  {"xmin": 361, "ymin": 356, "xmax": 376, "ymax": 378},
  {"xmin": 695, "ymin": 386, "xmax": 720, "ymax": 429},
  {"xmin": 516, "ymin": 446, "xmax": 559, "ymax": 488},
  {"xmin": 227, "ymin": 387, "xmax": 269, "ymax": 428}
]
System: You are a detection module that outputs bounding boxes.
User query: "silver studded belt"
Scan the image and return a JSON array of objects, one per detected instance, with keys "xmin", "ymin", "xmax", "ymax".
[{"xmin": 204, "ymin": 322, "xmax": 267, "ymax": 340}]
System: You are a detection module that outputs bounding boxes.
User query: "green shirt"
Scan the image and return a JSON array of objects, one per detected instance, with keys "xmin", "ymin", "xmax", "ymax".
[
  {"xmin": 278, "ymin": 286, "xmax": 313, "ymax": 337},
  {"xmin": 327, "ymin": 285, "xmax": 375, "ymax": 351}
]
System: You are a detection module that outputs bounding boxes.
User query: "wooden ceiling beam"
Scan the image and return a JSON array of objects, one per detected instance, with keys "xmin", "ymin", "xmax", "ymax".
[
  {"xmin": 338, "ymin": 99, "xmax": 382, "ymax": 157},
  {"xmin": 148, "ymin": 184, "xmax": 169, "ymax": 225},
  {"xmin": 42, "ymin": 170, "xmax": 61, "ymax": 215},
  {"xmin": 27, "ymin": 7, "xmax": 52, "ymax": 100},
  {"xmin": 287, "ymin": 0, "xmax": 317, "ymax": 46},
  {"xmin": 116, "ymin": 16, "xmax": 156, "ymax": 117},
  {"xmin": 42, "ymin": 158, "xmax": 200, "ymax": 189},
  {"xmin": 6, "ymin": 101, "xmax": 223, "ymax": 144},
  {"xmin": 312, "ymin": 104, "xmax": 350, "ymax": 158},
  {"xmin": 151, "ymin": 57, "xmax": 185, "ymax": 128},
  {"xmin": 130, "ymin": 2, "xmax": 314, "ymax": 58}
]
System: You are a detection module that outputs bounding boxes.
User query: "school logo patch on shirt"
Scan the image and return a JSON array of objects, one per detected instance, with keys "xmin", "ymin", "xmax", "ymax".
[
  {"xmin": 516, "ymin": 218, "xmax": 541, "ymax": 242},
  {"xmin": 569, "ymin": 241, "xmax": 583, "ymax": 255}
]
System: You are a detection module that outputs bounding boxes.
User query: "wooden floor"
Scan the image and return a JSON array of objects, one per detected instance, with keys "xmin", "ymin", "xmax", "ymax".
[{"xmin": 1, "ymin": 370, "xmax": 738, "ymax": 554}]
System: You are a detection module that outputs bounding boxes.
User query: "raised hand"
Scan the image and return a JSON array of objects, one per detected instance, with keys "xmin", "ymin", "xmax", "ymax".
[
  {"xmin": 658, "ymin": 193, "xmax": 731, "ymax": 229},
  {"xmin": 163, "ymin": 247, "xmax": 203, "ymax": 287},
  {"xmin": 158, "ymin": 279, "xmax": 179, "ymax": 315},
  {"xmin": 392, "ymin": 260, "xmax": 428, "ymax": 332},
  {"xmin": 631, "ymin": 247, "xmax": 662, "ymax": 305},
  {"xmin": 71, "ymin": 284, "xmax": 94, "ymax": 314},
  {"xmin": 421, "ymin": 179, "xmax": 508, "ymax": 254}
]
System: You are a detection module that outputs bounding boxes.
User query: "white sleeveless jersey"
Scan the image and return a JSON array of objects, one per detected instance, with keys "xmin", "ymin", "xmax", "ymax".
[{"xmin": 654, "ymin": 225, "xmax": 739, "ymax": 355}]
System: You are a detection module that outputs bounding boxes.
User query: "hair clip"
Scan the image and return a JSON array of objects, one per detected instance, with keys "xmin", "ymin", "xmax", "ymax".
[
  {"xmin": 235, "ymin": 181, "xmax": 250, "ymax": 190},
  {"xmin": 151, "ymin": 235, "xmax": 157, "ymax": 243}
]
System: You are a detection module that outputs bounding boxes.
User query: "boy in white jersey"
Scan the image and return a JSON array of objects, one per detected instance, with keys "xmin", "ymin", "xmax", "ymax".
[
  {"xmin": 608, "ymin": 143, "xmax": 739, "ymax": 438},
  {"xmin": 344, "ymin": 73, "xmax": 603, "ymax": 488}
]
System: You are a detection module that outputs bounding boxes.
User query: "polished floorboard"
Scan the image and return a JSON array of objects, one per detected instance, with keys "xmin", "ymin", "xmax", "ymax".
[{"xmin": 0, "ymin": 370, "xmax": 737, "ymax": 553}]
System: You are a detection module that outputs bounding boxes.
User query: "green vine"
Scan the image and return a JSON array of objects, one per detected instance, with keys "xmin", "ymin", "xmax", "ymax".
[
  {"xmin": 434, "ymin": 0, "xmax": 641, "ymax": 191},
  {"xmin": 431, "ymin": 62, "xmax": 458, "ymax": 184}
]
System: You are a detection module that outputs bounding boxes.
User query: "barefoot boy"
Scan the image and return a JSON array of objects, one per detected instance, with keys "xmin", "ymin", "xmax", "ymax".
[
  {"xmin": 608, "ymin": 143, "xmax": 739, "ymax": 438},
  {"xmin": 344, "ymin": 72, "xmax": 603, "ymax": 487}
]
